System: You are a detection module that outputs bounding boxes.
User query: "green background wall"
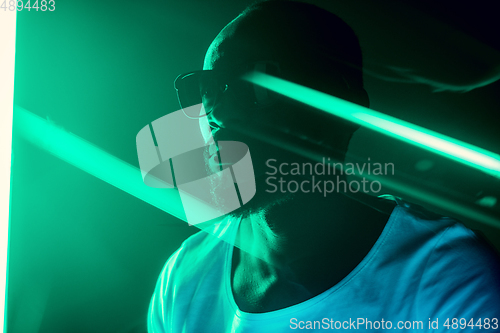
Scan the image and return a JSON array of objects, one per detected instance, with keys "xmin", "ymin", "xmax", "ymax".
[{"xmin": 8, "ymin": 0, "xmax": 500, "ymax": 332}]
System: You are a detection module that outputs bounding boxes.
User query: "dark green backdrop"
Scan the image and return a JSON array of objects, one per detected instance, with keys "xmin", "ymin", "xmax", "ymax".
[{"xmin": 9, "ymin": 0, "xmax": 500, "ymax": 332}]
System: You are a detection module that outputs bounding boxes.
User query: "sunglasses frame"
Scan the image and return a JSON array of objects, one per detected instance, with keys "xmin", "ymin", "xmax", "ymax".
[{"xmin": 174, "ymin": 61, "xmax": 281, "ymax": 119}]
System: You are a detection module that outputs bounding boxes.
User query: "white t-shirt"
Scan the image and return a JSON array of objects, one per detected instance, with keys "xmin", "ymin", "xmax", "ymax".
[{"xmin": 148, "ymin": 205, "xmax": 500, "ymax": 332}]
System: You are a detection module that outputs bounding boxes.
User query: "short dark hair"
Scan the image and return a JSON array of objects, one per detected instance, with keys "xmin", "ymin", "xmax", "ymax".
[
  {"xmin": 239, "ymin": 0, "xmax": 365, "ymax": 92},
  {"xmin": 205, "ymin": 0, "xmax": 366, "ymax": 160},
  {"xmin": 232, "ymin": 0, "xmax": 366, "ymax": 157}
]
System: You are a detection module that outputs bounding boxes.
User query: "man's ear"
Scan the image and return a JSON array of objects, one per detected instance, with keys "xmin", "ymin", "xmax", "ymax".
[{"xmin": 356, "ymin": 88, "xmax": 370, "ymax": 108}]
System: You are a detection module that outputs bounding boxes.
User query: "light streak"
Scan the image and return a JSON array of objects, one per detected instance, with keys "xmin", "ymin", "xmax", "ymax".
[
  {"xmin": 14, "ymin": 106, "xmax": 188, "ymax": 222},
  {"xmin": 243, "ymin": 72, "xmax": 500, "ymax": 179}
]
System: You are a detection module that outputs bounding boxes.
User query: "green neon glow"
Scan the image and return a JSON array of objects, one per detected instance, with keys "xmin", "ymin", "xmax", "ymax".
[
  {"xmin": 243, "ymin": 72, "xmax": 500, "ymax": 179},
  {"xmin": 14, "ymin": 106, "xmax": 188, "ymax": 222},
  {"xmin": 13, "ymin": 105, "xmax": 500, "ymax": 235},
  {"xmin": 13, "ymin": 106, "xmax": 257, "ymax": 262}
]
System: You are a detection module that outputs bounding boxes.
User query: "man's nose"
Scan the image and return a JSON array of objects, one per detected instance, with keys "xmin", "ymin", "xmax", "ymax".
[
  {"xmin": 207, "ymin": 110, "xmax": 224, "ymax": 130},
  {"xmin": 206, "ymin": 94, "xmax": 236, "ymax": 129}
]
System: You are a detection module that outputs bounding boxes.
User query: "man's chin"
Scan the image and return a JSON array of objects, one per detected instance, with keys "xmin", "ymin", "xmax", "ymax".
[{"xmin": 228, "ymin": 189, "xmax": 293, "ymax": 220}]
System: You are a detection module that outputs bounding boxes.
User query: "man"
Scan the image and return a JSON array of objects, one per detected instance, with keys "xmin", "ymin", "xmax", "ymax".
[{"xmin": 148, "ymin": 1, "xmax": 500, "ymax": 331}]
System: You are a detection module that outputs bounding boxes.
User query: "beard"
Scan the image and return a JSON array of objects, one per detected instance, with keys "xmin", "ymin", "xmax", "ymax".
[{"xmin": 227, "ymin": 173, "xmax": 294, "ymax": 220}]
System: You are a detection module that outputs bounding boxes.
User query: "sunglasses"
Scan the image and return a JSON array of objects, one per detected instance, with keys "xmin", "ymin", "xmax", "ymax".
[{"xmin": 174, "ymin": 61, "xmax": 280, "ymax": 118}]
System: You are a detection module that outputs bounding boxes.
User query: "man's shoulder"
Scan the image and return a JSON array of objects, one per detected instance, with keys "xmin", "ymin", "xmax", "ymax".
[
  {"xmin": 408, "ymin": 210, "xmax": 500, "ymax": 317},
  {"xmin": 379, "ymin": 202, "xmax": 500, "ymax": 284},
  {"xmin": 148, "ymin": 220, "xmax": 237, "ymax": 332},
  {"xmin": 160, "ymin": 219, "xmax": 238, "ymax": 279},
  {"xmin": 395, "ymin": 202, "xmax": 497, "ymax": 253},
  {"xmin": 372, "ymin": 203, "xmax": 500, "ymax": 317},
  {"xmin": 396, "ymin": 202, "xmax": 500, "ymax": 283}
]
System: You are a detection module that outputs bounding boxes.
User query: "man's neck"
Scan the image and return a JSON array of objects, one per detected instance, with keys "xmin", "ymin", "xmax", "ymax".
[{"xmin": 231, "ymin": 191, "xmax": 390, "ymax": 312}]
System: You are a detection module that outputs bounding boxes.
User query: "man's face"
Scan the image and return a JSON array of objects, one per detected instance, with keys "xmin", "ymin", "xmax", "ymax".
[
  {"xmin": 198, "ymin": 22, "xmax": 302, "ymax": 216},
  {"xmin": 196, "ymin": 13, "xmax": 365, "ymax": 218}
]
